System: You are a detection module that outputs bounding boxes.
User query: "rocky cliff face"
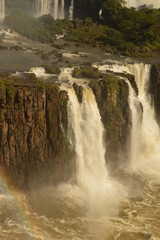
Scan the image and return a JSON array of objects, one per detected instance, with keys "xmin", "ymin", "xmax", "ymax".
[
  {"xmin": 73, "ymin": 0, "xmax": 101, "ymax": 20},
  {"xmin": 0, "ymin": 74, "xmax": 70, "ymax": 189},
  {"xmin": 150, "ymin": 64, "xmax": 160, "ymax": 122},
  {"xmin": 0, "ymin": 71, "xmax": 131, "ymax": 189},
  {"xmin": 90, "ymin": 76, "xmax": 130, "ymax": 166}
]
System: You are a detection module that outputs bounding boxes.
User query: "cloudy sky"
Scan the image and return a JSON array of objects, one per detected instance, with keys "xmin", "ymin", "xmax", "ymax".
[{"xmin": 126, "ymin": 0, "xmax": 160, "ymax": 8}]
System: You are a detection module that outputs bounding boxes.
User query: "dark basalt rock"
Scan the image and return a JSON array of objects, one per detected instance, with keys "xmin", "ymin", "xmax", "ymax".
[
  {"xmin": 0, "ymin": 76, "xmax": 70, "ymax": 189},
  {"xmin": 150, "ymin": 64, "xmax": 160, "ymax": 122},
  {"xmin": 73, "ymin": 82, "xmax": 83, "ymax": 103},
  {"xmin": 90, "ymin": 75, "xmax": 130, "ymax": 166},
  {"xmin": 73, "ymin": 0, "xmax": 101, "ymax": 20}
]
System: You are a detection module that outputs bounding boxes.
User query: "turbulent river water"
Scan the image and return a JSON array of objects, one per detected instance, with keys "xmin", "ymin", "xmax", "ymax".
[{"xmin": 0, "ymin": 62, "xmax": 160, "ymax": 240}]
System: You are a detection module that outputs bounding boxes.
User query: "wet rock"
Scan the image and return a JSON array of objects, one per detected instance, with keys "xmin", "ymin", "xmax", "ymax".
[
  {"xmin": 0, "ymin": 45, "xmax": 8, "ymax": 50},
  {"xmin": 150, "ymin": 64, "xmax": 160, "ymax": 122},
  {"xmin": 73, "ymin": 82, "xmax": 83, "ymax": 103},
  {"xmin": 90, "ymin": 74, "xmax": 130, "ymax": 165},
  {"xmin": 0, "ymin": 77, "xmax": 70, "ymax": 189},
  {"xmin": 43, "ymin": 65, "xmax": 61, "ymax": 75},
  {"xmin": 10, "ymin": 45, "xmax": 24, "ymax": 51}
]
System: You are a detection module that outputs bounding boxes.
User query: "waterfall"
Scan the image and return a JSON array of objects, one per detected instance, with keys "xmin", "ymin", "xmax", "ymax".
[
  {"xmin": 68, "ymin": 87, "xmax": 107, "ymax": 187},
  {"xmin": 34, "ymin": 0, "xmax": 65, "ymax": 19},
  {"xmin": 34, "ymin": 0, "xmax": 51, "ymax": 17},
  {"xmin": 58, "ymin": 0, "xmax": 64, "ymax": 19},
  {"xmin": 0, "ymin": 0, "xmax": 5, "ymax": 22},
  {"xmin": 53, "ymin": 0, "xmax": 58, "ymax": 19},
  {"xmin": 94, "ymin": 61, "xmax": 160, "ymax": 174},
  {"xmin": 127, "ymin": 63, "xmax": 160, "ymax": 174},
  {"xmin": 67, "ymin": 86, "xmax": 124, "ymax": 216},
  {"xmin": 126, "ymin": 80, "xmax": 142, "ymax": 165},
  {"xmin": 69, "ymin": 0, "xmax": 74, "ymax": 20}
]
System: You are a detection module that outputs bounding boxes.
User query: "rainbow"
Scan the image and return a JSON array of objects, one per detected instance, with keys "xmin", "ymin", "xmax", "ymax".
[{"xmin": 0, "ymin": 169, "xmax": 43, "ymax": 239}]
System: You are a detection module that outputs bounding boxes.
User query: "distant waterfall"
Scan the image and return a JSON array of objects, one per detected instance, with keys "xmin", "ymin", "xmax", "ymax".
[
  {"xmin": 0, "ymin": 0, "xmax": 5, "ymax": 22},
  {"xmin": 34, "ymin": 0, "xmax": 65, "ymax": 19},
  {"xmin": 34, "ymin": 0, "xmax": 51, "ymax": 17},
  {"xmin": 58, "ymin": 0, "xmax": 64, "ymax": 19},
  {"xmin": 69, "ymin": 0, "xmax": 74, "ymax": 20}
]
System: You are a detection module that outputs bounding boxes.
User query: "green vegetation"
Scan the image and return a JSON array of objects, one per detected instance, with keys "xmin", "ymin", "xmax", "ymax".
[
  {"xmin": 5, "ymin": 10, "xmax": 73, "ymax": 43},
  {"xmin": 4, "ymin": 2, "xmax": 160, "ymax": 57},
  {"xmin": 0, "ymin": 79, "xmax": 15, "ymax": 107},
  {"xmin": 44, "ymin": 66, "xmax": 61, "ymax": 75},
  {"xmin": 72, "ymin": 67, "xmax": 102, "ymax": 79},
  {"xmin": 0, "ymin": 33, "xmax": 5, "ymax": 43},
  {"xmin": 103, "ymin": 74, "xmax": 119, "ymax": 93},
  {"xmin": 102, "ymin": 0, "xmax": 160, "ymax": 56}
]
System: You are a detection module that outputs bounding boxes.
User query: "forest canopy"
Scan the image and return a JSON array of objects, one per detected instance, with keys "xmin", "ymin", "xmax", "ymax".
[{"xmin": 4, "ymin": 0, "xmax": 160, "ymax": 57}]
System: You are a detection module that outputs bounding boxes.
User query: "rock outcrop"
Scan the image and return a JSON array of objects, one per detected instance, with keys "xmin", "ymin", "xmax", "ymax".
[
  {"xmin": 150, "ymin": 64, "xmax": 160, "ymax": 122},
  {"xmin": 90, "ymin": 75, "xmax": 130, "ymax": 165}
]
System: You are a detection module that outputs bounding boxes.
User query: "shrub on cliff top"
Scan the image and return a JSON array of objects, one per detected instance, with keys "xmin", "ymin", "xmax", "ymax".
[
  {"xmin": 44, "ymin": 66, "xmax": 61, "ymax": 75},
  {"xmin": 72, "ymin": 67, "xmax": 102, "ymax": 79},
  {"xmin": 103, "ymin": 74, "xmax": 119, "ymax": 93}
]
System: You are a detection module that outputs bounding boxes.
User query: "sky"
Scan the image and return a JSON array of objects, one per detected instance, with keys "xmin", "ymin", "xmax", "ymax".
[{"xmin": 126, "ymin": 0, "xmax": 160, "ymax": 8}]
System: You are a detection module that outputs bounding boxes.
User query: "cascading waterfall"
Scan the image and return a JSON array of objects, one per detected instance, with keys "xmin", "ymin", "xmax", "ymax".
[
  {"xmin": 95, "ymin": 61, "xmax": 160, "ymax": 174},
  {"xmin": 69, "ymin": 0, "xmax": 74, "ymax": 20},
  {"xmin": 58, "ymin": 0, "xmax": 65, "ymax": 19},
  {"xmin": 34, "ymin": 0, "xmax": 65, "ymax": 19},
  {"xmin": 67, "ymin": 85, "xmax": 125, "ymax": 216},
  {"xmin": 127, "ymin": 63, "xmax": 160, "ymax": 173},
  {"xmin": 67, "ymin": 87, "xmax": 108, "ymax": 215},
  {"xmin": 34, "ymin": 0, "xmax": 51, "ymax": 17},
  {"xmin": 53, "ymin": 0, "xmax": 58, "ymax": 19},
  {"xmin": 126, "ymin": 80, "xmax": 142, "ymax": 165},
  {"xmin": 0, "ymin": 0, "xmax": 5, "ymax": 22}
]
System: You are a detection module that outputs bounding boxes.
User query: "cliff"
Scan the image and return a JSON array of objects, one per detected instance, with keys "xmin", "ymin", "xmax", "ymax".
[
  {"xmin": 150, "ymin": 64, "xmax": 160, "ymax": 122},
  {"xmin": 0, "ymin": 73, "xmax": 70, "ymax": 189},
  {"xmin": 0, "ymin": 72, "xmax": 131, "ymax": 189}
]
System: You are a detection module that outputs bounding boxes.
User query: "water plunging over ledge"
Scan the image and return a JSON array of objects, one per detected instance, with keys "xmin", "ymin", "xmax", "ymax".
[{"xmin": 34, "ymin": 0, "xmax": 65, "ymax": 19}]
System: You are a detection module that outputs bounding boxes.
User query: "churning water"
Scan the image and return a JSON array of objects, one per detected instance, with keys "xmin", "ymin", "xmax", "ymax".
[{"xmin": 0, "ymin": 63, "xmax": 160, "ymax": 239}]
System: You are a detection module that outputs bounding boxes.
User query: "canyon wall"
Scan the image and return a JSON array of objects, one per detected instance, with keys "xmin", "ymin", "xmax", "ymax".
[
  {"xmin": 150, "ymin": 64, "xmax": 160, "ymax": 123},
  {"xmin": 0, "ymin": 71, "xmax": 138, "ymax": 189}
]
